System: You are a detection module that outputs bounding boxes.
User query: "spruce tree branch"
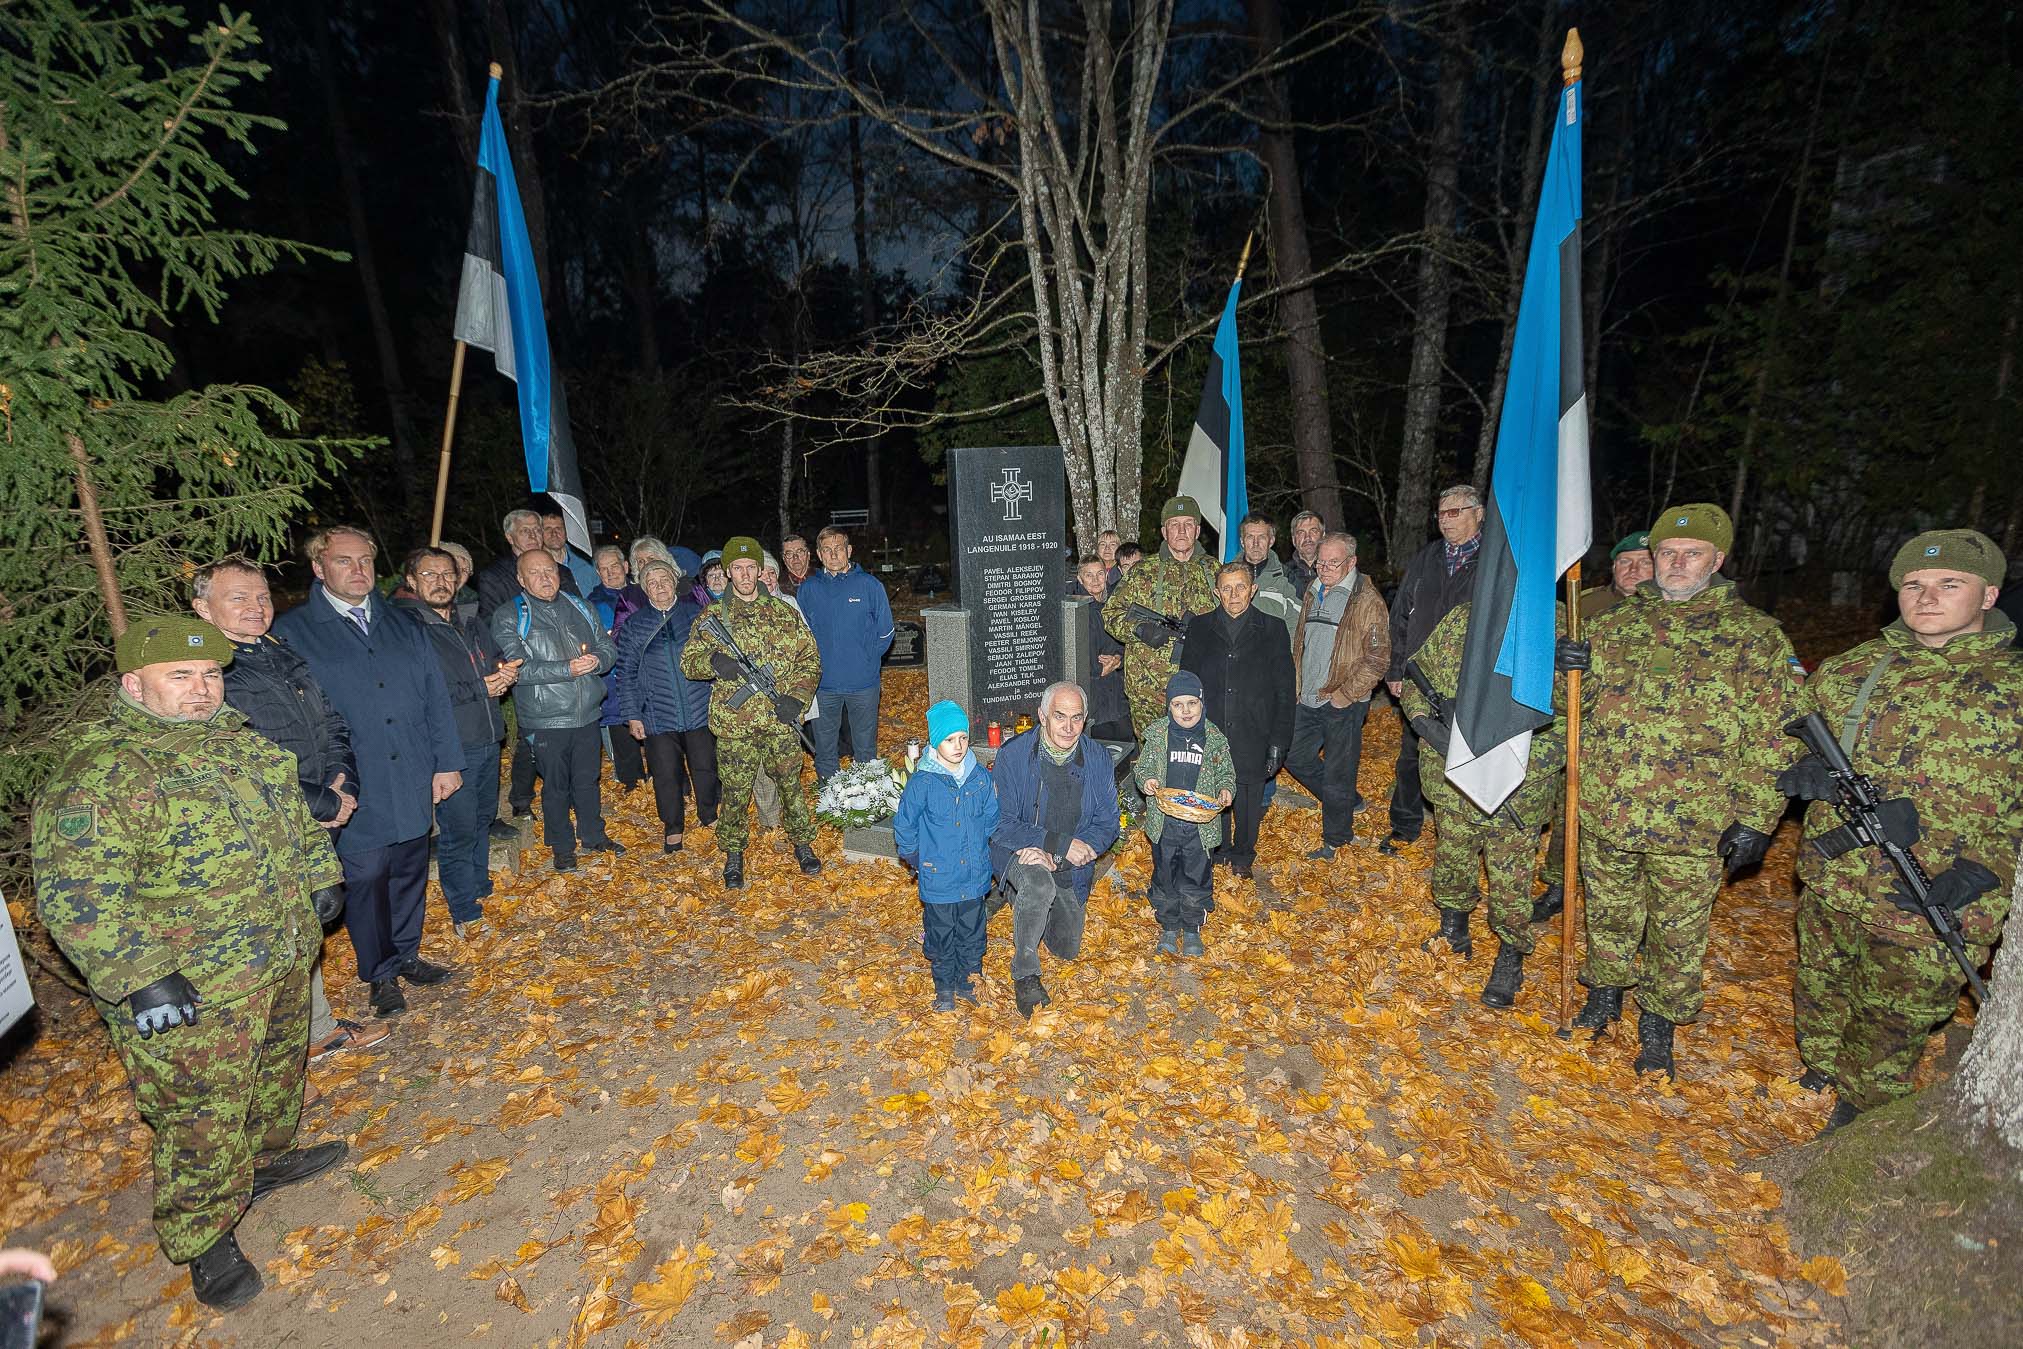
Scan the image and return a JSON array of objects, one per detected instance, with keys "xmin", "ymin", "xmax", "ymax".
[{"xmin": 92, "ymin": 19, "xmax": 240, "ymax": 211}]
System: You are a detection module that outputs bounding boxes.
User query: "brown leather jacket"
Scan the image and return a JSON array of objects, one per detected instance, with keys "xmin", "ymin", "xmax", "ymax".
[{"xmin": 1292, "ymin": 573, "xmax": 1391, "ymax": 708}]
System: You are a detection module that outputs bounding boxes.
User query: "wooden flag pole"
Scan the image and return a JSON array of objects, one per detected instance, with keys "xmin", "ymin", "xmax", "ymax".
[
  {"xmin": 427, "ymin": 60, "xmax": 503, "ymax": 547},
  {"xmin": 1556, "ymin": 29, "xmax": 1585, "ymax": 1036}
]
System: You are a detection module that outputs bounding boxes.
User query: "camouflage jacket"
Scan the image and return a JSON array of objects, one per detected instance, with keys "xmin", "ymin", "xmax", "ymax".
[
  {"xmin": 1798, "ymin": 615, "xmax": 2023, "ymax": 946},
  {"xmin": 1102, "ymin": 546, "xmax": 1217, "ymax": 671},
  {"xmin": 32, "ymin": 693, "xmax": 341, "ymax": 1012},
  {"xmin": 1575, "ymin": 578, "xmax": 1800, "ymax": 853},
  {"xmin": 1402, "ymin": 603, "xmax": 1565, "ymax": 830},
  {"xmin": 679, "ymin": 591, "xmax": 821, "ymax": 739},
  {"xmin": 1138, "ymin": 717, "xmax": 1237, "ymax": 851}
]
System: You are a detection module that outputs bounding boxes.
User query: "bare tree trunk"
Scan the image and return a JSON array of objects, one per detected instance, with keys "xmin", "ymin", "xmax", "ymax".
[
  {"xmin": 314, "ymin": 16, "xmax": 421, "ymax": 529},
  {"xmin": 840, "ymin": 0, "xmax": 882, "ymax": 528},
  {"xmin": 427, "ymin": 0, "xmax": 479, "ymax": 167},
  {"xmin": 1391, "ymin": 16, "xmax": 1470, "ymax": 560},
  {"xmin": 487, "ymin": 0, "xmax": 552, "ymax": 305},
  {"xmin": 1472, "ymin": 0, "xmax": 1558, "ymax": 498},
  {"xmin": 1246, "ymin": 0, "xmax": 1342, "ymax": 531},
  {"xmin": 68, "ymin": 431, "xmax": 127, "ymax": 637},
  {"xmin": 624, "ymin": 202, "xmax": 660, "ymax": 372},
  {"xmin": 779, "ymin": 386, "xmax": 796, "ymax": 544},
  {"xmin": 1954, "ymin": 859, "xmax": 2023, "ymax": 1152}
]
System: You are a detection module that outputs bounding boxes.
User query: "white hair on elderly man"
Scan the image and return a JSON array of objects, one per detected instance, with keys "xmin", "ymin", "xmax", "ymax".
[{"xmin": 1038, "ymin": 680, "xmax": 1087, "ymax": 721}]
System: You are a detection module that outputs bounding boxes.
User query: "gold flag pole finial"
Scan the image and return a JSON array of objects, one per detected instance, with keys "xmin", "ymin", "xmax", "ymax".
[
  {"xmin": 1234, "ymin": 232, "xmax": 1255, "ymax": 283},
  {"xmin": 1561, "ymin": 29, "xmax": 1583, "ymax": 85},
  {"xmin": 489, "ymin": 61, "xmax": 504, "ymax": 80}
]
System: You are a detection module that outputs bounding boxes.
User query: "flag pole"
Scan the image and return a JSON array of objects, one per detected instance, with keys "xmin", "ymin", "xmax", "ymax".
[
  {"xmin": 1234, "ymin": 231, "xmax": 1254, "ymax": 282},
  {"xmin": 428, "ymin": 60, "xmax": 503, "ymax": 547},
  {"xmin": 1556, "ymin": 29, "xmax": 1586, "ymax": 1037}
]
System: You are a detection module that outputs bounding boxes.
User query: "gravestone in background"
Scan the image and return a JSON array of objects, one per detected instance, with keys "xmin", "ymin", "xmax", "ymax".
[{"xmin": 925, "ymin": 446, "xmax": 1070, "ymax": 733}]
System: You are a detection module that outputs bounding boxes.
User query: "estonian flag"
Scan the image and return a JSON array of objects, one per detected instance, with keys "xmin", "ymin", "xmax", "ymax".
[
  {"xmin": 1175, "ymin": 278, "xmax": 1248, "ymax": 562},
  {"xmin": 452, "ymin": 73, "xmax": 590, "ymax": 554},
  {"xmin": 1444, "ymin": 68, "xmax": 1592, "ymax": 812}
]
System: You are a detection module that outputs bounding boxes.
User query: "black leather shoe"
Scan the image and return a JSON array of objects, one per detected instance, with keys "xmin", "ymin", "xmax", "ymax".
[
  {"xmin": 190, "ymin": 1231, "xmax": 263, "ymax": 1310},
  {"xmin": 794, "ymin": 843, "xmax": 822, "ymax": 876},
  {"xmin": 399, "ymin": 956, "xmax": 452, "ymax": 986},
  {"xmin": 1634, "ymin": 1008, "xmax": 1676, "ymax": 1079},
  {"xmin": 250, "ymin": 1140, "xmax": 348, "ymax": 1203},
  {"xmin": 1377, "ymin": 832, "xmax": 1414, "ymax": 856},
  {"xmin": 369, "ymin": 979, "xmax": 406, "ymax": 1018},
  {"xmin": 584, "ymin": 838, "xmax": 627, "ymax": 856},
  {"xmin": 1420, "ymin": 907, "xmax": 1473, "ymax": 958},
  {"xmin": 1480, "ymin": 941, "xmax": 1525, "ymax": 1009},
  {"xmin": 1013, "ymin": 974, "xmax": 1050, "ymax": 1020},
  {"xmin": 1530, "ymin": 884, "xmax": 1564, "ymax": 924},
  {"xmin": 1571, "ymin": 985, "xmax": 1623, "ymax": 1037},
  {"xmin": 723, "ymin": 852, "xmax": 745, "ymax": 889},
  {"xmin": 488, "ymin": 819, "xmax": 520, "ymax": 841}
]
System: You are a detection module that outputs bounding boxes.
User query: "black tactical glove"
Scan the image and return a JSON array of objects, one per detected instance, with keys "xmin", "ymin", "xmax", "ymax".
[
  {"xmin": 311, "ymin": 883, "xmax": 347, "ymax": 925},
  {"xmin": 1870, "ymin": 798, "xmax": 1921, "ymax": 849},
  {"xmin": 128, "ymin": 972, "xmax": 202, "ymax": 1038},
  {"xmin": 1262, "ymin": 746, "xmax": 1283, "ymax": 779},
  {"xmin": 1776, "ymin": 755, "xmax": 1834, "ymax": 802},
  {"xmin": 1134, "ymin": 621, "xmax": 1176, "ymax": 648},
  {"xmin": 1889, "ymin": 858, "xmax": 1998, "ymax": 917},
  {"xmin": 1717, "ymin": 821, "xmax": 1773, "ymax": 878},
  {"xmin": 1409, "ymin": 715, "xmax": 1451, "ymax": 759},
  {"xmin": 774, "ymin": 695, "xmax": 806, "ymax": 725},
  {"xmin": 1554, "ymin": 637, "xmax": 1591, "ymax": 673},
  {"xmin": 710, "ymin": 650, "xmax": 743, "ymax": 680}
]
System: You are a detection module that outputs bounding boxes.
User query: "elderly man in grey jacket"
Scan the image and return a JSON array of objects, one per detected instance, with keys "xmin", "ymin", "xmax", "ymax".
[{"xmin": 491, "ymin": 550, "xmax": 619, "ymax": 872}]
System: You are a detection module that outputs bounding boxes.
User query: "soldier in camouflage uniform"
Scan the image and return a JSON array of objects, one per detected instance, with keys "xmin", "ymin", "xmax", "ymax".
[
  {"xmin": 681, "ymin": 536, "xmax": 825, "ymax": 889},
  {"xmin": 31, "ymin": 618, "xmax": 351, "ymax": 1310},
  {"xmin": 1784, "ymin": 529, "xmax": 2022, "ymax": 1131},
  {"xmin": 1556, "ymin": 503, "xmax": 1800, "ymax": 1078},
  {"xmin": 1102, "ymin": 496, "xmax": 1218, "ymax": 739},
  {"xmin": 1402, "ymin": 603, "xmax": 1566, "ymax": 1009}
]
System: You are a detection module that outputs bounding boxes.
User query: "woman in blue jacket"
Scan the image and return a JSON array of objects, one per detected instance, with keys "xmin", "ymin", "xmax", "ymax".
[{"xmin": 615, "ymin": 560, "xmax": 718, "ymax": 852}]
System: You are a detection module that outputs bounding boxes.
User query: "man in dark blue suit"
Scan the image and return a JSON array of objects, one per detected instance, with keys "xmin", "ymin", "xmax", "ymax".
[{"xmin": 274, "ymin": 526, "xmax": 465, "ymax": 1018}]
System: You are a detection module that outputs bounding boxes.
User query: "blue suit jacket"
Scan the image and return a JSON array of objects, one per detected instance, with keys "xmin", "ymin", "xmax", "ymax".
[{"xmin": 273, "ymin": 585, "xmax": 462, "ymax": 855}]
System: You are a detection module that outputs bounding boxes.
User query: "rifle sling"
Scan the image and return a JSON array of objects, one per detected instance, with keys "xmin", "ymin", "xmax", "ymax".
[{"xmin": 1837, "ymin": 653, "xmax": 1896, "ymax": 757}]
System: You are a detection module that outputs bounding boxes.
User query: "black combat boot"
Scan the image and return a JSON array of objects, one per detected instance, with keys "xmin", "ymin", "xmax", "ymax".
[
  {"xmin": 250, "ymin": 1140, "xmax": 349, "ymax": 1203},
  {"xmin": 1013, "ymin": 974, "xmax": 1050, "ymax": 1020},
  {"xmin": 1530, "ymin": 884, "xmax": 1564, "ymax": 924},
  {"xmin": 1634, "ymin": 1008, "xmax": 1676, "ymax": 1079},
  {"xmin": 1795, "ymin": 1067, "xmax": 1834, "ymax": 1094},
  {"xmin": 723, "ymin": 852, "xmax": 745, "ymax": 889},
  {"xmin": 794, "ymin": 842, "xmax": 822, "ymax": 876},
  {"xmin": 1820, "ymin": 1098, "xmax": 1860, "ymax": 1135},
  {"xmin": 190, "ymin": 1231, "xmax": 263, "ymax": 1310},
  {"xmin": 1570, "ymin": 984, "xmax": 1624, "ymax": 1036},
  {"xmin": 1419, "ymin": 907, "xmax": 1473, "ymax": 957},
  {"xmin": 1480, "ymin": 941, "xmax": 1526, "ymax": 1009}
]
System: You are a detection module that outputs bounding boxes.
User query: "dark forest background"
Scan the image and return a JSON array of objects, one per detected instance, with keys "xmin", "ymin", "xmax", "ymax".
[{"xmin": 117, "ymin": 0, "xmax": 2019, "ymax": 580}]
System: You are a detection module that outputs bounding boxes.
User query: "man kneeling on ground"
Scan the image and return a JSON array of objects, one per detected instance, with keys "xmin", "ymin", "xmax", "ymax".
[{"xmin": 987, "ymin": 681, "xmax": 1121, "ymax": 1019}]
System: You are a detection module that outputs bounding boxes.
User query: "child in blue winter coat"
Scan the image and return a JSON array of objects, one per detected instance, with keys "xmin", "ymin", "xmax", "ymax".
[{"xmin": 893, "ymin": 700, "xmax": 1001, "ymax": 1011}]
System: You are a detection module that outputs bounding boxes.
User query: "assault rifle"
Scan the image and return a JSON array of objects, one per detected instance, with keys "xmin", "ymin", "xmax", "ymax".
[
  {"xmin": 1125, "ymin": 603, "xmax": 1189, "ymax": 661},
  {"xmin": 702, "ymin": 609, "xmax": 816, "ymax": 755},
  {"xmin": 1786, "ymin": 711, "xmax": 1987, "ymax": 1002},
  {"xmin": 1401, "ymin": 660, "xmax": 1451, "ymax": 757}
]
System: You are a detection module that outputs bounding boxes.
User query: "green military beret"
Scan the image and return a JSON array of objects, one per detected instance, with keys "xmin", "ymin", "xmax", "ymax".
[
  {"xmin": 1647, "ymin": 502, "xmax": 1733, "ymax": 554},
  {"xmin": 1889, "ymin": 528, "xmax": 2006, "ymax": 588},
  {"xmin": 1161, "ymin": 495, "xmax": 1201, "ymax": 523},
  {"xmin": 115, "ymin": 615, "xmax": 234, "ymax": 673},
  {"xmin": 1610, "ymin": 530, "xmax": 1651, "ymax": 560},
  {"xmin": 721, "ymin": 536, "xmax": 765, "ymax": 566}
]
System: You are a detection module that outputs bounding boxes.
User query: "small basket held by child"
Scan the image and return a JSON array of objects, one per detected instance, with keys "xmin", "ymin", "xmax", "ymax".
[{"xmin": 1151, "ymin": 786, "xmax": 1224, "ymax": 824}]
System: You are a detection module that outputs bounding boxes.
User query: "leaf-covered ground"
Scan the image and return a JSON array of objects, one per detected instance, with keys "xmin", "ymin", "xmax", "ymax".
[{"xmin": 4, "ymin": 664, "xmax": 1905, "ymax": 1347}]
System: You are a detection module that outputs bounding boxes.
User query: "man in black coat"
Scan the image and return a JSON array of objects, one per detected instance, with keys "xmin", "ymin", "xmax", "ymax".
[
  {"xmin": 1381, "ymin": 484, "xmax": 1482, "ymax": 852},
  {"xmin": 1073, "ymin": 558, "xmax": 1133, "ymax": 742},
  {"xmin": 1181, "ymin": 560, "xmax": 1296, "ymax": 878}
]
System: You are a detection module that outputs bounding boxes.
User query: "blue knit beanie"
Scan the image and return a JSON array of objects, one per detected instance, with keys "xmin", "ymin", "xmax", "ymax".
[
  {"xmin": 1166, "ymin": 670, "xmax": 1203, "ymax": 703},
  {"xmin": 925, "ymin": 699, "xmax": 970, "ymax": 750}
]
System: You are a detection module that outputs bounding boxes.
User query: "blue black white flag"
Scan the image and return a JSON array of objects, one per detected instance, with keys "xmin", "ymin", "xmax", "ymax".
[
  {"xmin": 1445, "ymin": 68, "xmax": 1592, "ymax": 812},
  {"xmin": 1176, "ymin": 277, "xmax": 1248, "ymax": 561},
  {"xmin": 452, "ymin": 73, "xmax": 589, "ymax": 553}
]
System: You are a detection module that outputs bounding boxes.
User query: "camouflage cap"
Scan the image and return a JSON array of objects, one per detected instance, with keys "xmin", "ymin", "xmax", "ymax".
[
  {"xmin": 1889, "ymin": 528, "xmax": 2006, "ymax": 588},
  {"xmin": 1648, "ymin": 503, "xmax": 1733, "ymax": 554},
  {"xmin": 1610, "ymin": 530, "xmax": 1651, "ymax": 560},
  {"xmin": 115, "ymin": 616, "xmax": 234, "ymax": 674},
  {"xmin": 1161, "ymin": 495, "xmax": 1201, "ymax": 523},
  {"xmin": 721, "ymin": 536, "xmax": 765, "ymax": 566}
]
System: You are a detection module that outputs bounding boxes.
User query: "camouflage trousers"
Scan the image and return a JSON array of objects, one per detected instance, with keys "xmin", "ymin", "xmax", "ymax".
[
  {"xmin": 1125, "ymin": 645, "xmax": 1183, "ymax": 741},
  {"xmin": 1580, "ymin": 837, "xmax": 1723, "ymax": 1023},
  {"xmin": 1541, "ymin": 791, "xmax": 1566, "ymax": 887},
  {"xmin": 104, "ymin": 958, "xmax": 311, "ymax": 1263},
  {"xmin": 1794, "ymin": 890, "xmax": 1982, "ymax": 1112},
  {"xmin": 716, "ymin": 720, "xmax": 817, "ymax": 852},
  {"xmin": 1428, "ymin": 801, "xmax": 1539, "ymax": 953}
]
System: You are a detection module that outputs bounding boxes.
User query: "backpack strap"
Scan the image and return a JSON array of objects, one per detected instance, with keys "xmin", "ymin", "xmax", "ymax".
[{"xmin": 1837, "ymin": 652, "xmax": 1897, "ymax": 757}]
